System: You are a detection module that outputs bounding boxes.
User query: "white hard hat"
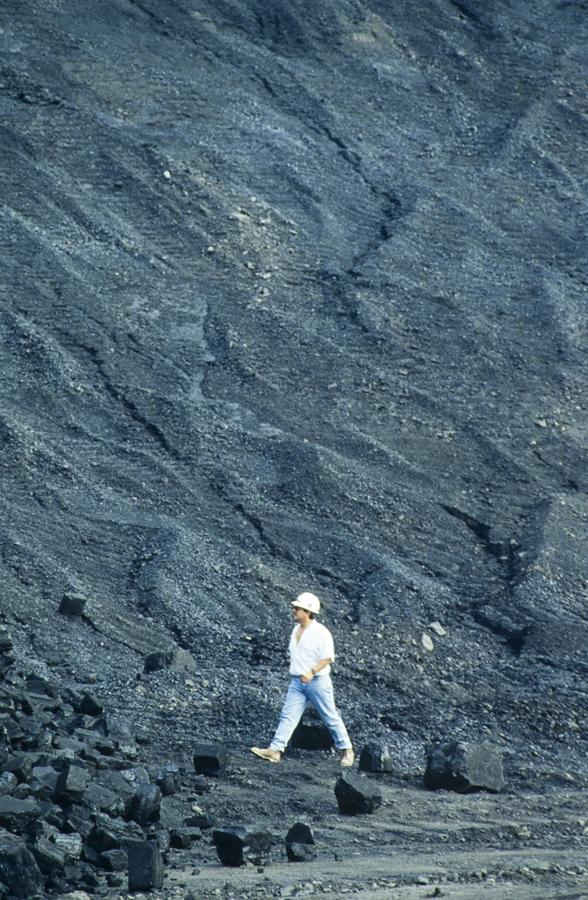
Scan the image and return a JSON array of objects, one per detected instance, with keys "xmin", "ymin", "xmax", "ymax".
[{"xmin": 292, "ymin": 592, "xmax": 321, "ymax": 614}]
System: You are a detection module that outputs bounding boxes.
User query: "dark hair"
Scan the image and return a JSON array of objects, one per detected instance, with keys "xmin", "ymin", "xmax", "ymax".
[{"xmin": 308, "ymin": 612, "xmax": 315, "ymax": 619}]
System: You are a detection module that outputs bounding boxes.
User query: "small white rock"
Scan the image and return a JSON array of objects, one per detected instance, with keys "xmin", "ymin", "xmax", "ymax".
[
  {"xmin": 163, "ymin": 169, "xmax": 172, "ymax": 179},
  {"xmin": 429, "ymin": 621, "xmax": 447, "ymax": 637},
  {"xmin": 421, "ymin": 633, "xmax": 434, "ymax": 652}
]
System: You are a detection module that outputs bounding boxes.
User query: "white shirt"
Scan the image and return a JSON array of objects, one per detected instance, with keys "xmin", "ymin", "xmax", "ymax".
[{"xmin": 288, "ymin": 620, "xmax": 335, "ymax": 677}]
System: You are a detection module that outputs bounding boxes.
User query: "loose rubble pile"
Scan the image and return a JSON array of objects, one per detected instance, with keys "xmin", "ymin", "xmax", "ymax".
[{"xmin": 0, "ymin": 624, "xmax": 194, "ymax": 898}]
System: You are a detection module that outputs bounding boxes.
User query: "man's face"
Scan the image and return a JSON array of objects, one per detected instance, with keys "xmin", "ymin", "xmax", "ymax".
[{"xmin": 292, "ymin": 605, "xmax": 309, "ymax": 624}]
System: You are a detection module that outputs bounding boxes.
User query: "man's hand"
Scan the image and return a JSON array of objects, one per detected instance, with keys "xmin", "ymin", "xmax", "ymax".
[{"xmin": 300, "ymin": 671, "xmax": 315, "ymax": 684}]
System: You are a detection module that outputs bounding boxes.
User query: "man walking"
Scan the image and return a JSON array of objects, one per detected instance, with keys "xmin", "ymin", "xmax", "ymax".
[{"xmin": 251, "ymin": 592, "xmax": 354, "ymax": 766}]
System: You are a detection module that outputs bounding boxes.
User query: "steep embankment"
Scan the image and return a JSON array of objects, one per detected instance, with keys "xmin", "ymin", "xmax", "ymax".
[{"xmin": 1, "ymin": 0, "xmax": 587, "ymax": 800}]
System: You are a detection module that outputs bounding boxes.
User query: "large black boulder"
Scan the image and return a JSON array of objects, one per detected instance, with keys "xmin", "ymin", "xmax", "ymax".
[
  {"xmin": 424, "ymin": 740, "xmax": 506, "ymax": 793},
  {"xmin": 334, "ymin": 773, "xmax": 383, "ymax": 815},
  {"xmin": 194, "ymin": 744, "xmax": 228, "ymax": 777},
  {"xmin": 291, "ymin": 709, "xmax": 333, "ymax": 750},
  {"xmin": 127, "ymin": 840, "xmax": 164, "ymax": 891},
  {"xmin": 56, "ymin": 762, "xmax": 92, "ymax": 801},
  {"xmin": 0, "ymin": 796, "xmax": 41, "ymax": 831},
  {"xmin": 0, "ymin": 829, "xmax": 43, "ymax": 898},
  {"xmin": 59, "ymin": 593, "xmax": 87, "ymax": 616},
  {"xmin": 212, "ymin": 825, "xmax": 273, "ymax": 866},
  {"xmin": 153, "ymin": 762, "xmax": 181, "ymax": 796},
  {"xmin": 285, "ymin": 822, "xmax": 316, "ymax": 862},
  {"xmin": 31, "ymin": 834, "xmax": 66, "ymax": 875},
  {"xmin": 0, "ymin": 774, "xmax": 17, "ymax": 797},
  {"xmin": 126, "ymin": 783, "xmax": 162, "ymax": 825},
  {"xmin": 358, "ymin": 743, "xmax": 395, "ymax": 773}
]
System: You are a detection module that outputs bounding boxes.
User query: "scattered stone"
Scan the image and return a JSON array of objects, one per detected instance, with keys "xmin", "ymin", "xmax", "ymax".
[
  {"xmin": 285, "ymin": 822, "xmax": 316, "ymax": 862},
  {"xmin": 170, "ymin": 826, "xmax": 202, "ymax": 849},
  {"xmin": 0, "ymin": 628, "xmax": 13, "ymax": 653},
  {"xmin": 56, "ymin": 762, "xmax": 92, "ymax": 801},
  {"xmin": 194, "ymin": 744, "xmax": 228, "ymax": 777},
  {"xmin": 87, "ymin": 813, "xmax": 143, "ymax": 853},
  {"xmin": 0, "ymin": 829, "xmax": 44, "ymax": 898},
  {"xmin": 0, "ymin": 773, "xmax": 18, "ymax": 796},
  {"xmin": 30, "ymin": 764, "xmax": 60, "ymax": 798},
  {"xmin": 153, "ymin": 762, "xmax": 181, "ymax": 796},
  {"xmin": 54, "ymin": 832, "xmax": 83, "ymax": 861},
  {"xmin": 212, "ymin": 825, "xmax": 273, "ymax": 866},
  {"xmin": 31, "ymin": 833, "xmax": 66, "ymax": 874},
  {"xmin": 59, "ymin": 594, "xmax": 87, "ymax": 616},
  {"xmin": 144, "ymin": 648, "xmax": 197, "ymax": 673},
  {"xmin": 127, "ymin": 840, "xmax": 164, "ymax": 891},
  {"xmin": 192, "ymin": 774, "xmax": 210, "ymax": 794},
  {"xmin": 429, "ymin": 622, "xmax": 447, "ymax": 637},
  {"xmin": 421, "ymin": 633, "xmax": 434, "ymax": 652},
  {"xmin": 120, "ymin": 767, "xmax": 150, "ymax": 790},
  {"xmin": 82, "ymin": 780, "xmax": 122, "ymax": 814},
  {"xmin": 127, "ymin": 783, "xmax": 162, "ymax": 825},
  {"xmin": 79, "ymin": 693, "xmax": 103, "ymax": 717},
  {"xmin": 358, "ymin": 743, "xmax": 395, "ymax": 773},
  {"xmin": 98, "ymin": 848, "xmax": 127, "ymax": 871},
  {"xmin": 0, "ymin": 796, "xmax": 41, "ymax": 830},
  {"xmin": 334, "ymin": 773, "xmax": 383, "ymax": 815},
  {"xmin": 102, "ymin": 716, "xmax": 135, "ymax": 745},
  {"xmin": 424, "ymin": 741, "xmax": 506, "ymax": 793},
  {"xmin": 184, "ymin": 812, "xmax": 213, "ymax": 829}
]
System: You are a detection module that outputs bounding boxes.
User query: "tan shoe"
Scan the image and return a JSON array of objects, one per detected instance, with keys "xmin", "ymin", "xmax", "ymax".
[
  {"xmin": 251, "ymin": 747, "xmax": 282, "ymax": 763},
  {"xmin": 339, "ymin": 748, "xmax": 355, "ymax": 768}
]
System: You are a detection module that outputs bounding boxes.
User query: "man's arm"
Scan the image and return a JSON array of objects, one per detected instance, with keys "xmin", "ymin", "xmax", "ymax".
[{"xmin": 300, "ymin": 657, "xmax": 332, "ymax": 683}]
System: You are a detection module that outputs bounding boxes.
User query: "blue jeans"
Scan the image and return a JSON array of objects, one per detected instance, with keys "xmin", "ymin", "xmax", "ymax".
[{"xmin": 270, "ymin": 675, "xmax": 352, "ymax": 753}]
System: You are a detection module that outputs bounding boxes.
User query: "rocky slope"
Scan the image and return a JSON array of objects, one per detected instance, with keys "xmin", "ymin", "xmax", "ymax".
[{"xmin": 0, "ymin": 0, "xmax": 587, "ymax": 896}]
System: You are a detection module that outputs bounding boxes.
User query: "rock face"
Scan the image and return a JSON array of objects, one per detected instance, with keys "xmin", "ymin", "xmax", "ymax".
[{"xmin": 424, "ymin": 741, "xmax": 506, "ymax": 793}]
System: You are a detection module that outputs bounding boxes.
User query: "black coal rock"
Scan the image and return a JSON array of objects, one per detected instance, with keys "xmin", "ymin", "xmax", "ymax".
[
  {"xmin": 194, "ymin": 743, "xmax": 228, "ymax": 777},
  {"xmin": 59, "ymin": 593, "xmax": 87, "ymax": 616},
  {"xmin": 424, "ymin": 740, "xmax": 506, "ymax": 793},
  {"xmin": 285, "ymin": 822, "xmax": 316, "ymax": 862},
  {"xmin": 126, "ymin": 782, "xmax": 162, "ymax": 825},
  {"xmin": 334, "ymin": 773, "xmax": 383, "ymax": 815},
  {"xmin": 212, "ymin": 825, "xmax": 273, "ymax": 867},
  {"xmin": 0, "ymin": 829, "xmax": 43, "ymax": 898},
  {"xmin": 359, "ymin": 743, "xmax": 395, "ymax": 773},
  {"xmin": 127, "ymin": 840, "xmax": 164, "ymax": 891}
]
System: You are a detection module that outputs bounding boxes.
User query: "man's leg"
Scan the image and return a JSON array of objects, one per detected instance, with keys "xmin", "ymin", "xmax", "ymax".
[
  {"xmin": 269, "ymin": 677, "xmax": 307, "ymax": 753},
  {"xmin": 306, "ymin": 676, "xmax": 352, "ymax": 750}
]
